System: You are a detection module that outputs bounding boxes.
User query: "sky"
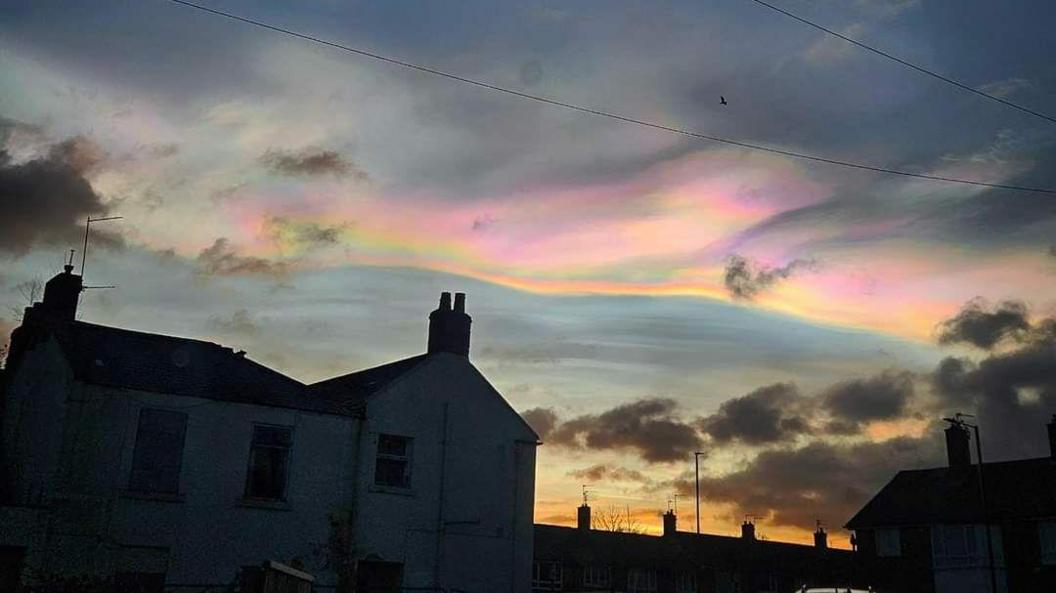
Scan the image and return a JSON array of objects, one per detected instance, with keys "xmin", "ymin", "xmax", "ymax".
[{"xmin": 2, "ymin": 0, "xmax": 1056, "ymax": 546}]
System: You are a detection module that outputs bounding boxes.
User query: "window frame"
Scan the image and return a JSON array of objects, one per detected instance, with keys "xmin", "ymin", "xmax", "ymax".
[
  {"xmin": 127, "ymin": 408, "xmax": 188, "ymax": 495},
  {"xmin": 674, "ymin": 569, "xmax": 697, "ymax": 593},
  {"xmin": 582, "ymin": 564, "xmax": 610, "ymax": 588},
  {"xmin": 875, "ymin": 527, "xmax": 902, "ymax": 558},
  {"xmin": 627, "ymin": 567, "xmax": 658, "ymax": 593},
  {"xmin": 531, "ymin": 560, "xmax": 562, "ymax": 591},
  {"xmin": 1040, "ymin": 522, "xmax": 1056, "ymax": 566},
  {"xmin": 243, "ymin": 423, "xmax": 294, "ymax": 501},
  {"xmin": 373, "ymin": 433, "xmax": 413, "ymax": 490}
]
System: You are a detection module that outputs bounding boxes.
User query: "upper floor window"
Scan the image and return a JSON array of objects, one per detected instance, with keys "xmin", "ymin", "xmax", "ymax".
[
  {"xmin": 128, "ymin": 409, "xmax": 187, "ymax": 494},
  {"xmin": 1041, "ymin": 522, "xmax": 1056, "ymax": 566},
  {"xmin": 583, "ymin": 564, "xmax": 610, "ymax": 588},
  {"xmin": 875, "ymin": 527, "xmax": 901, "ymax": 557},
  {"xmin": 931, "ymin": 524, "xmax": 1003, "ymax": 568},
  {"xmin": 627, "ymin": 568, "xmax": 657, "ymax": 593},
  {"xmin": 244, "ymin": 425, "xmax": 293, "ymax": 500},
  {"xmin": 374, "ymin": 434, "xmax": 412, "ymax": 489},
  {"xmin": 532, "ymin": 560, "xmax": 562, "ymax": 591}
]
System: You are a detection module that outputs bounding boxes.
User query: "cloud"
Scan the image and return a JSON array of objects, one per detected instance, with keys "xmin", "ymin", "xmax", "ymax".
[
  {"xmin": 698, "ymin": 383, "xmax": 810, "ymax": 445},
  {"xmin": 521, "ymin": 407, "xmax": 559, "ymax": 440},
  {"xmin": 195, "ymin": 238, "xmax": 287, "ymax": 276},
  {"xmin": 471, "ymin": 214, "xmax": 498, "ymax": 232},
  {"xmin": 821, "ymin": 370, "xmax": 914, "ymax": 430},
  {"xmin": 263, "ymin": 216, "xmax": 349, "ymax": 250},
  {"xmin": 206, "ymin": 308, "xmax": 259, "ymax": 335},
  {"xmin": 936, "ymin": 298, "xmax": 1030, "ymax": 349},
  {"xmin": 692, "ymin": 436, "xmax": 943, "ymax": 531},
  {"xmin": 0, "ymin": 130, "xmax": 120, "ymax": 255},
  {"xmin": 567, "ymin": 464, "xmax": 649, "ymax": 484},
  {"xmin": 1049, "ymin": 245, "xmax": 1056, "ymax": 259},
  {"xmin": 543, "ymin": 398, "xmax": 704, "ymax": 463},
  {"xmin": 260, "ymin": 148, "xmax": 368, "ymax": 180},
  {"xmin": 723, "ymin": 254, "xmax": 815, "ymax": 300}
]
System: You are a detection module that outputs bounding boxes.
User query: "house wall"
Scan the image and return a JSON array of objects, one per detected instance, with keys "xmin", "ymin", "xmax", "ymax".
[
  {"xmin": 352, "ymin": 353, "xmax": 537, "ymax": 593},
  {"xmin": 2, "ymin": 336, "xmax": 359, "ymax": 588}
]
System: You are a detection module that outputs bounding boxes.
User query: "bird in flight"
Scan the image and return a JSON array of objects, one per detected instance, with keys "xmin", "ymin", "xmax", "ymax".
[{"xmin": 720, "ymin": 96, "xmax": 728, "ymax": 106}]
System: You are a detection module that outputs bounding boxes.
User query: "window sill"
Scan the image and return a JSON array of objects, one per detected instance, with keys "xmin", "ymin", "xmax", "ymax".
[
  {"xmin": 237, "ymin": 497, "xmax": 293, "ymax": 511},
  {"xmin": 369, "ymin": 484, "xmax": 415, "ymax": 497},
  {"xmin": 121, "ymin": 490, "xmax": 185, "ymax": 503}
]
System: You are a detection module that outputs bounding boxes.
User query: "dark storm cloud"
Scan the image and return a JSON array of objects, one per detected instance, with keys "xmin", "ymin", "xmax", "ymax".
[
  {"xmin": 195, "ymin": 238, "xmax": 287, "ymax": 277},
  {"xmin": 822, "ymin": 370, "xmax": 914, "ymax": 428},
  {"xmin": 537, "ymin": 398, "xmax": 704, "ymax": 463},
  {"xmin": 567, "ymin": 464, "xmax": 649, "ymax": 484},
  {"xmin": 0, "ymin": 132, "xmax": 120, "ymax": 255},
  {"xmin": 690, "ymin": 436, "xmax": 944, "ymax": 531},
  {"xmin": 723, "ymin": 254, "xmax": 816, "ymax": 300},
  {"xmin": 930, "ymin": 315, "xmax": 1056, "ymax": 459},
  {"xmin": 936, "ymin": 298, "xmax": 1030, "ymax": 350},
  {"xmin": 260, "ymin": 148, "xmax": 368, "ymax": 180},
  {"xmin": 521, "ymin": 407, "xmax": 559, "ymax": 441},
  {"xmin": 698, "ymin": 383, "xmax": 810, "ymax": 445}
]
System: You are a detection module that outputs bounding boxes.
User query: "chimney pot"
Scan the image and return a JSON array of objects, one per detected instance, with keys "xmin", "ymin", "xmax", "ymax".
[
  {"xmin": 454, "ymin": 292, "xmax": 466, "ymax": 313},
  {"xmin": 427, "ymin": 291, "xmax": 472, "ymax": 357},
  {"xmin": 814, "ymin": 526, "xmax": 828, "ymax": 550},
  {"xmin": 439, "ymin": 292, "xmax": 452, "ymax": 310},
  {"xmin": 741, "ymin": 520, "xmax": 755, "ymax": 541}
]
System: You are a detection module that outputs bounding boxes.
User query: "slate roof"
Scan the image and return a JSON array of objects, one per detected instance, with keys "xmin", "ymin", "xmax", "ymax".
[
  {"xmin": 846, "ymin": 457, "xmax": 1056, "ymax": 529},
  {"xmin": 48, "ymin": 321, "xmax": 356, "ymax": 416},
  {"xmin": 308, "ymin": 354, "xmax": 429, "ymax": 401}
]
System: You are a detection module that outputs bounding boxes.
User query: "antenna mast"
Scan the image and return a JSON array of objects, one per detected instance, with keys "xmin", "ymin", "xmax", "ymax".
[{"xmin": 80, "ymin": 215, "xmax": 123, "ymax": 281}]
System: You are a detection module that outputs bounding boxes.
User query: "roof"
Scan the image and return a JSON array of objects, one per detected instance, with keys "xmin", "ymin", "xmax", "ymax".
[
  {"xmin": 846, "ymin": 457, "xmax": 1056, "ymax": 529},
  {"xmin": 308, "ymin": 354, "xmax": 429, "ymax": 401},
  {"xmin": 49, "ymin": 321, "xmax": 357, "ymax": 416},
  {"xmin": 533, "ymin": 524, "xmax": 854, "ymax": 571}
]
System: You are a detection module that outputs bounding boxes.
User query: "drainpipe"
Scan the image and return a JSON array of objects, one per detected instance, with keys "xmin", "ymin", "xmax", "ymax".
[{"xmin": 433, "ymin": 403, "xmax": 450, "ymax": 589}]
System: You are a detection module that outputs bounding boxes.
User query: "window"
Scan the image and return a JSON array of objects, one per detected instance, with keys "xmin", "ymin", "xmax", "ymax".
[
  {"xmin": 374, "ymin": 434, "xmax": 412, "ymax": 489},
  {"xmin": 931, "ymin": 524, "xmax": 1004, "ymax": 568},
  {"xmin": 875, "ymin": 528, "xmax": 901, "ymax": 557},
  {"xmin": 532, "ymin": 560, "xmax": 562, "ymax": 591},
  {"xmin": 583, "ymin": 564, "xmax": 610, "ymax": 588},
  {"xmin": 627, "ymin": 568, "xmax": 657, "ymax": 593},
  {"xmin": 244, "ymin": 425, "xmax": 293, "ymax": 500},
  {"xmin": 675, "ymin": 570, "xmax": 697, "ymax": 593},
  {"xmin": 1041, "ymin": 522, "xmax": 1056, "ymax": 566},
  {"xmin": 128, "ymin": 409, "xmax": 187, "ymax": 494}
]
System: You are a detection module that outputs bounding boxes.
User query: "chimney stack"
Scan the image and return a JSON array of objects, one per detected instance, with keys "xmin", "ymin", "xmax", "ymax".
[
  {"xmin": 663, "ymin": 510, "xmax": 677, "ymax": 537},
  {"xmin": 1047, "ymin": 415, "xmax": 1056, "ymax": 459},
  {"xmin": 577, "ymin": 504, "xmax": 591, "ymax": 531},
  {"xmin": 945, "ymin": 423, "xmax": 972, "ymax": 467},
  {"xmin": 741, "ymin": 519, "xmax": 756, "ymax": 541},
  {"xmin": 813, "ymin": 523, "xmax": 828, "ymax": 550},
  {"xmin": 427, "ymin": 292, "xmax": 472, "ymax": 357}
]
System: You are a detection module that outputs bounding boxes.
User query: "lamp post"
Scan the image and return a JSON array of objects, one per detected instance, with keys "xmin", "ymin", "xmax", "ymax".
[
  {"xmin": 694, "ymin": 451, "xmax": 705, "ymax": 535},
  {"xmin": 944, "ymin": 414, "xmax": 998, "ymax": 593}
]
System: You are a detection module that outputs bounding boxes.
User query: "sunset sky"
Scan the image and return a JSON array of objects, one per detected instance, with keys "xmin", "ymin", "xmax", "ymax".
[{"xmin": 3, "ymin": 0, "xmax": 1056, "ymax": 547}]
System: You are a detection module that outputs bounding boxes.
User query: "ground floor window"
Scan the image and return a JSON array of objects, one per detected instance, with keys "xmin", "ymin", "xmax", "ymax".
[
  {"xmin": 532, "ymin": 560, "xmax": 562, "ymax": 590},
  {"xmin": 627, "ymin": 568, "xmax": 657, "ymax": 593}
]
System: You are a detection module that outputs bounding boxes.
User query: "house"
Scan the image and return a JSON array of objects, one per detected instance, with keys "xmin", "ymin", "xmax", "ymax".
[
  {"xmin": 532, "ymin": 504, "xmax": 866, "ymax": 593},
  {"xmin": 846, "ymin": 419, "xmax": 1056, "ymax": 593},
  {"xmin": 0, "ymin": 263, "xmax": 538, "ymax": 593}
]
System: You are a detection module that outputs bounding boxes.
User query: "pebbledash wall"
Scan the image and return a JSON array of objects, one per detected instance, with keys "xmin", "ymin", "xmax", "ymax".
[{"xmin": 0, "ymin": 264, "xmax": 538, "ymax": 593}]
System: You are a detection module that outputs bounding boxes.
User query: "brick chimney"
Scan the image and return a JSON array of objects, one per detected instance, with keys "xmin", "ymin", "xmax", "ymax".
[
  {"xmin": 945, "ymin": 423, "xmax": 971, "ymax": 467},
  {"xmin": 577, "ymin": 504, "xmax": 591, "ymax": 531},
  {"xmin": 741, "ymin": 519, "xmax": 755, "ymax": 541},
  {"xmin": 813, "ymin": 524, "xmax": 828, "ymax": 550},
  {"xmin": 1047, "ymin": 415, "xmax": 1056, "ymax": 459},
  {"xmin": 427, "ymin": 292, "xmax": 471, "ymax": 356},
  {"xmin": 663, "ymin": 510, "xmax": 677, "ymax": 537}
]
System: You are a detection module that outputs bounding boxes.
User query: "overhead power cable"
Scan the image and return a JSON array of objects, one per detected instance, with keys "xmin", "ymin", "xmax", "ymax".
[
  {"xmin": 165, "ymin": 0, "xmax": 1056, "ymax": 194},
  {"xmin": 747, "ymin": 0, "xmax": 1056, "ymax": 126}
]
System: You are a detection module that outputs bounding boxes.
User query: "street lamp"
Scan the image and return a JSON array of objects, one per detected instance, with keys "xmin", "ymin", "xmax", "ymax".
[
  {"xmin": 943, "ymin": 413, "xmax": 997, "ymax": 593},
  {"xmin": 694, "ymin": 451, "xmax": 705, "ymax": 535}
]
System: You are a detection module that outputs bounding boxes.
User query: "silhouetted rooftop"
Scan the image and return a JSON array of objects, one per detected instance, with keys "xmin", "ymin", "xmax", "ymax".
[
  {"xmin": 846, "ymin": 457, "xmax": 1056, "ymax": 529},
  {"xmin": 46, "ymin": 321, "xmax": 360, "ymax": 416},
  {"xmin": 309, "ymin": 354, "xmax": 429, "ymax": 400}
]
